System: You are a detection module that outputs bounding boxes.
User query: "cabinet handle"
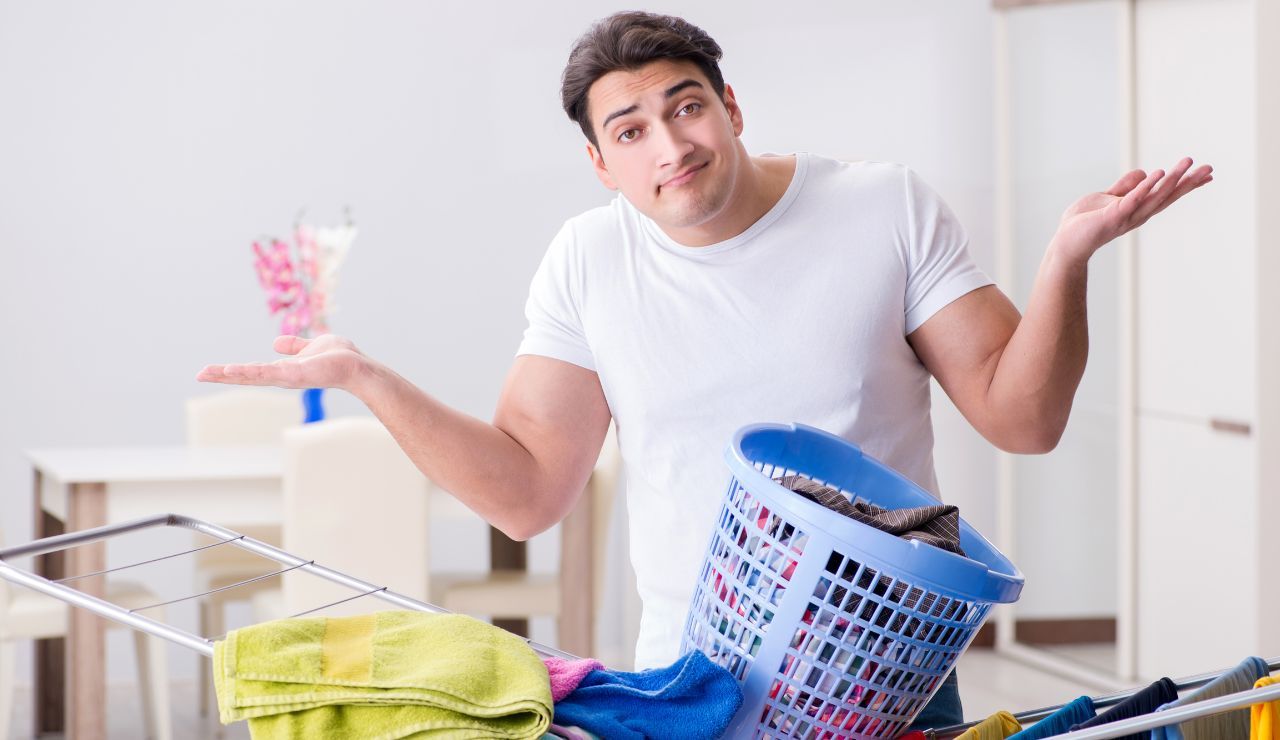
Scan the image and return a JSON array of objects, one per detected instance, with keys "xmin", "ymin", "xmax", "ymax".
[{"xmin": 1209, "ymin": 418, "xmax": 1252, "ymax": 436}]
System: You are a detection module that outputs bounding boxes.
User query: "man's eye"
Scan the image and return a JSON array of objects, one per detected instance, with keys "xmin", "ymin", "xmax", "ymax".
[
  {"xmin": 618, "ymin": 128, "xmax": 640, "ymax": 143},
  {"xmin": 677, "ymin": 102, "xmax": 702, "ymax": 116}
]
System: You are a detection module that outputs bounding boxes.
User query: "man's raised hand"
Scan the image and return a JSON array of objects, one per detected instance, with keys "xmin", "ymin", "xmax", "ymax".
[
  {"xmin": 196, "ymin": 334, "xmax": 368, "ymax": 391},
  {"xmin": 1051, "ymin": 156, "xmax": 1213, "ymax": 263}
]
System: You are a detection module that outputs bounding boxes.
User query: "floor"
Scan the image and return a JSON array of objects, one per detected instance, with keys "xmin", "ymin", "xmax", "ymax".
[{"xmin": 5, "ymin": 644, "xmax": 1120, "ymax": 739}]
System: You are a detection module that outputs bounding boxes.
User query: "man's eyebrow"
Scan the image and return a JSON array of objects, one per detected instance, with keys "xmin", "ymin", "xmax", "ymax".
[{"xmin": 599, "ymin": 78, "xmax": 707, "ymax": 132}]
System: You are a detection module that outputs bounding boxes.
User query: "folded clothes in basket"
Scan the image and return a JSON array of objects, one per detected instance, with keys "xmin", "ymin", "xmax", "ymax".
[
  {"xmin": 213, "ymin": 610, "xmax": 553, "ymax": 739},
  {"xmin": 777, "ymin": 475, "xmax": 965, "ymax": 556}
]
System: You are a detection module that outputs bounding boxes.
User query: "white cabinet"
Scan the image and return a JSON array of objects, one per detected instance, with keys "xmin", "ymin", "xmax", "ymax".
[
  {"xmin": 1134, "ymin": 0, "xmax": 1256, "ymax": 424},
  {"xmin": 995, "ymin": 0, "xmax": 1280, "ymax": 683},
  {"xmin": 1132, "ymin": 0, "xmax": 1280, "ymax": 678},
  {"xmin": 1136, "ymin": 413, "xmax": 1257, "ymax": 678}
]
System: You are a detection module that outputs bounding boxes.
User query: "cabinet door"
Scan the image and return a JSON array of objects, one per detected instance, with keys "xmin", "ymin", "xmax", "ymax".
[
  {"xmin": 1136, "ymin": 412, "xmax": 1256, "ymax": 679},
  {"xmin": 1134, "ymin": 0, "xmax": 1255, "ymax": 422}
]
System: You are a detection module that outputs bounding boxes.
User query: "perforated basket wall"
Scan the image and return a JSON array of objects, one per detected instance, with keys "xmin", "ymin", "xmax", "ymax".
[{"xmin": 681, "ymin": 424, "xmax": 1023, "ymax": 739}]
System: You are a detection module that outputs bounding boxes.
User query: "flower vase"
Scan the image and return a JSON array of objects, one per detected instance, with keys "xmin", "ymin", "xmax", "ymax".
[{"xmin": 302, "ymin": 388, "xmax": 326, "ymax": 423}]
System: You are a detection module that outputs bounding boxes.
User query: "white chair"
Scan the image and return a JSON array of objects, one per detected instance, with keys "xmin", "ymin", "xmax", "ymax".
[
  {"xmin": 185, "ymin": 388, "xmax": 300, "ymax": 718},
  {"xmin": 185, "ymin": 389, "xmax": 302, "ymax": 446},
  {"xmin": 250, "ymin": 419, "xmax": 624, "ymax": 659},
  {"xmin": 0, "ymin": 537, "xmax": 173, "ymax": 739},
  {"xmin": 279, "ymin": 417, "xmax": 432, "ymax": 614}
]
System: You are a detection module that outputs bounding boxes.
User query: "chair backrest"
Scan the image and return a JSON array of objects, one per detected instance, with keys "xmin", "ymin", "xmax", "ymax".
[
  {"xmin": 185, "ymin": 389, "xmax": 301, "ymax": 446},
  {"xmin": 279, "ymin": 417, "xmax": 430, "ymax": 616}
]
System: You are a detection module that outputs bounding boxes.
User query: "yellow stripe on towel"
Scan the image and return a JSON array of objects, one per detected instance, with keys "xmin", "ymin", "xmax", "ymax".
[{"xmin": 321, "ymin": 612, "xmax": 376, "ymax": 683}]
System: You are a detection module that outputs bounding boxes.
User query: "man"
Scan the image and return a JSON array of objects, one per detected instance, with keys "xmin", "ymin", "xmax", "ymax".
[{"xmin": 199, "ymin": 11, "xmax": 1210, "ymax": 730}]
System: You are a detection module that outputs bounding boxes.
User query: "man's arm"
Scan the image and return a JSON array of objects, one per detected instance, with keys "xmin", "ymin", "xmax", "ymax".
[
  {"xmin": 907, "ymin": 158, "xmax": 1212, "ymax": 453},
  {"xmin": 198, "ymin": 335, "xmax": 611, "ymax": 540}
]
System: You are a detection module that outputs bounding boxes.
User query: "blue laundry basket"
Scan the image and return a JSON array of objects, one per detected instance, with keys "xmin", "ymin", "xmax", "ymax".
[{"xmin": 681, "ymin": 423, "xmax": 1023, "ymax": 739}]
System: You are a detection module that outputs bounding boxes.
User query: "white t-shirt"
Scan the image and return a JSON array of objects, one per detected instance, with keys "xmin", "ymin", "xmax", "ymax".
[{"xmin": 516, "ymin": 152, "xmax": 992, "ymax": 669}]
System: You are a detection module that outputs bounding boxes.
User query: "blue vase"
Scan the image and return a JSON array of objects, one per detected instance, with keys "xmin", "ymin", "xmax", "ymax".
[{"xmin": 302, "ymin": 388, "xmax": 326, "ymax": 423}]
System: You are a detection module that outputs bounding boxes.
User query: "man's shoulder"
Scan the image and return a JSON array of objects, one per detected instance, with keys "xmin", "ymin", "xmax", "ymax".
[
  {"xmin": 795, "ymin": 155, "xmax": 921, "ymax": 218},
  {"xmin": 562, "ymin": 196, "xmax": 630, "ymax": 238},
  {"xmin": 538, "ymin": 197, "xmax": 633, "ymax": 274},
  {"xmin": 806, "ymin": 153, "xmax": 912, "ymax": 189}
]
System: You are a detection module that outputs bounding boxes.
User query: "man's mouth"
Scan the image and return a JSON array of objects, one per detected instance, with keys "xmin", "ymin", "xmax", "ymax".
[{"xmin": 662, "ymin": 162, "xmax": 708, "ymax": 189}]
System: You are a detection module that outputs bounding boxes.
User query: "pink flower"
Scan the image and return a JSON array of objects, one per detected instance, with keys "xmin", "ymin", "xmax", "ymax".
[{"xmin": 252, "ymin": 215, "xmax": 354, "ymax": 339}]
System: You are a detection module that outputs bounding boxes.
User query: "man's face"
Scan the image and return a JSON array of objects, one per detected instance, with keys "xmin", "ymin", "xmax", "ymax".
[{"xmin": 585, "ymin": 59, "xmax": 744, "ymax": 232}]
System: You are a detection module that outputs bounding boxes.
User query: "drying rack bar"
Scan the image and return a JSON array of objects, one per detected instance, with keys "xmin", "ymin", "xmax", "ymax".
[{"xmin": 0, "ymin": 513, "xmax": 575, "ymax": 661}]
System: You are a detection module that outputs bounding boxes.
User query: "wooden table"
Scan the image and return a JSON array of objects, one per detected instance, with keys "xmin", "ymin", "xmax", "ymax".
[
  {"xmin": 28, "ymin": 446, "xmax": 284, "ymax": 739},
  {"xmin": 26, "ymin": 445, "xmax": 588, "ymax": 740}
]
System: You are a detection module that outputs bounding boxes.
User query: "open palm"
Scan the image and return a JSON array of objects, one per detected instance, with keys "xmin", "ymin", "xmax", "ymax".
[
  {"xmin": 197, "ymin": 334, "xmax": 367, "ymax": 391},
  {"xmin": 1054, "ymin": 157, "xmax": 1213, "ymax": 262}
]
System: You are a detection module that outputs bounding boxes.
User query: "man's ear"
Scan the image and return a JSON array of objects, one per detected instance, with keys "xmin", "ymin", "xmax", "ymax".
[
  {"xmin": 587, "ymin": 143, "xmax": 618, "ymax": 190},
  {"xmin": 723, "ymin": 83, "xmax": 744, "ymax": 138}
]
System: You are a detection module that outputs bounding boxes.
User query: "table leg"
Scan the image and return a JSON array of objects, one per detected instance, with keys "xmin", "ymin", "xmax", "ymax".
[
  {"xmin": 33, "ymin": 469, "xmax": 66, "ymax": 736},
  {"xmin": 489, "ymin": 527, "xmax": 528, "ymax": 637},
  {"xmin": 66, "ymin": 482, "xmax": 108, "ymax": 740}
]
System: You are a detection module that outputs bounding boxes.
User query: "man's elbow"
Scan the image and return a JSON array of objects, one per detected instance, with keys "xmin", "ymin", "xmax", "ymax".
[
  {"xmin": 490, "ymin": 493, "xmax": 570, "ymax": 542},
  {"xmin": 493, "ymin": 518, "xmax": 550, "ymax": 543},
  {"xmin": 989, "ymin": 417, "xmax": 1067, "ymax": 455}
]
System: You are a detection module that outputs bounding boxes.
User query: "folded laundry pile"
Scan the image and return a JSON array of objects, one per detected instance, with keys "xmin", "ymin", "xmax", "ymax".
[
  {"xmin": 776, "ymin": 474, "xmax": 971, "ymax": 634},
  {"xmin": 777, "ymin": 474, "xmax": 965, "ymax": 556},
  {"xmin": 213, "ymin": 610, "xmax": 552, "ymax": 739}
]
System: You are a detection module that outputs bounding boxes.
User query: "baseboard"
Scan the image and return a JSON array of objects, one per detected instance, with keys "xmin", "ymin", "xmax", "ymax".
[{"xmin": 971, "ymin": 617, "xmax": 1117, "ymax": 647}]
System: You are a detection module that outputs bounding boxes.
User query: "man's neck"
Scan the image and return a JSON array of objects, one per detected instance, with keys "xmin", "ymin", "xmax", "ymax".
[{"xmin": 659, "ymin": 150, "xmax": 797, "ymax": 248}]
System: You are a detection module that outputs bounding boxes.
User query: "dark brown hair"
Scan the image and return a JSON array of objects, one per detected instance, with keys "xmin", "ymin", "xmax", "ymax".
[{"xmin": 560, "ymin": 11, "xmax": 725, "ymax": 147}]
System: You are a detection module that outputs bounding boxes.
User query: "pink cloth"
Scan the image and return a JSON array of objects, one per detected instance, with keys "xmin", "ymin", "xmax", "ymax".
[{"xmin": 543, "ymin": 656, "xmax": 605, "ymax": 702}]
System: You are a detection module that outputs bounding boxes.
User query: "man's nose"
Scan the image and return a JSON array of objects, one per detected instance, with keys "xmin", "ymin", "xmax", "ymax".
[{"xmin": 654, "ymin": 122, "xmax": 695, "ymax": 169}]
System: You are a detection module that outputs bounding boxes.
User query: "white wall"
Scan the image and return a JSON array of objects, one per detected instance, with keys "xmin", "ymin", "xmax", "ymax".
[{"xmin": 0, "ymin": 0, "xmax": 1008, "ymax": 687}]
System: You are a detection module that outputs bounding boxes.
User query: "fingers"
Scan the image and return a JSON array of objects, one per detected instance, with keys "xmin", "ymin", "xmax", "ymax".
[
  {"xmin": 1116, "ymin": 168, "xmax": 1164, "ymax": 218},
  {"xmin": 1105, "ymin": 169, "xmax": 1147, "ymax": 197},
  {"xmin": 1167, "ymin": 163, "xmax": 1213, "ymax": 201},
  {"xmin": 195, "ymin": 360, "xmax": 302, "ymax": 387},
  {"xmin": 1150, "ymin": 157, "xmax": 1195, "ymax": 203},
  {"xmin": 273, "ymin": 334, "xmax": 310, "ymax": 355},
  {"xmin": 1134, "ymin": 159, "xmax": 1213, "ymax": 224},
  {"xmin": 1128, "ymin": 158, "xmax": 1189, "ymax": 221}
]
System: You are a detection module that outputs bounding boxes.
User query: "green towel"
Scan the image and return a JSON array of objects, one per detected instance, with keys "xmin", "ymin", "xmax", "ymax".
[{"xmin": 214, "ymin": 610, "xmax": 553, "ymax": 739}]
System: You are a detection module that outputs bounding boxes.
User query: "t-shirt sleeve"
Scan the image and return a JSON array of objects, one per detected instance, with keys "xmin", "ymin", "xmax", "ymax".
[
  {"xmin": 515, "ymin": 221, "xmax": 597, "ymax": 371},
  {"xmin": 901, "ymin": 168, "xmax": 994, "ymax": 334}
]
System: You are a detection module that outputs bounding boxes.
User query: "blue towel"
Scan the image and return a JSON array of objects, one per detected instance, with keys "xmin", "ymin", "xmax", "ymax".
[
  {"xmin": 1007, "ymin": 695, "xmax": 1096, "ymax": 739},
  {"xmin": 1149, "ymin": 656, "xmax": 1269, "ymax": 740},
  {"xmin": 553, "ymin": 650, "xmax": 743, "ymax": 740}
]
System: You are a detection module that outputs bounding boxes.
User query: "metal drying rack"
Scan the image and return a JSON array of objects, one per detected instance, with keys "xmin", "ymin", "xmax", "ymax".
[
  {"xmin": 924, "ymin": 655, "xmax": 1280, "ymax": 739},
  {"xmin": 2, "ymin": 514, "xmax": 1278, "ymax": 740},
  {"xmin": 0, "ymin": 513, "xmax": 574, "ymax": 661}
]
